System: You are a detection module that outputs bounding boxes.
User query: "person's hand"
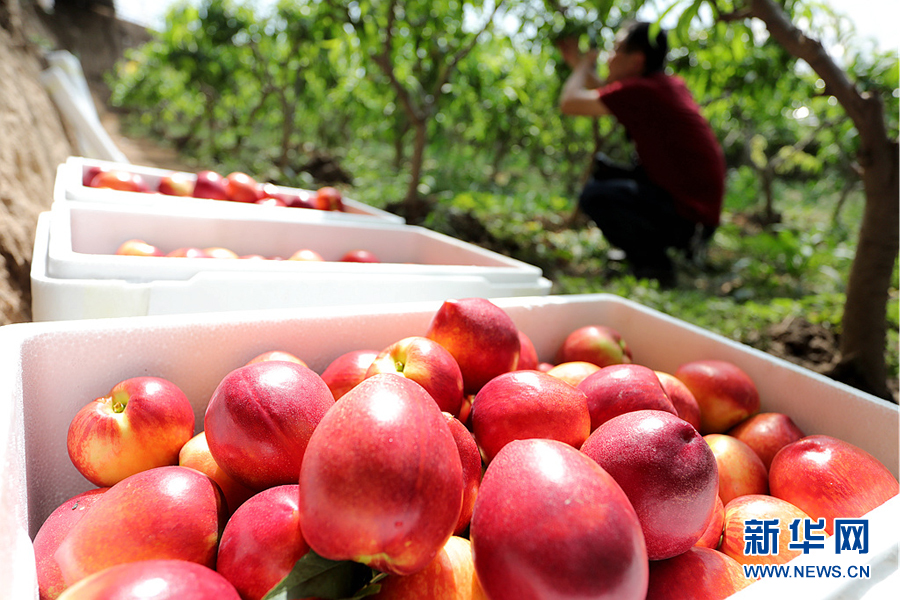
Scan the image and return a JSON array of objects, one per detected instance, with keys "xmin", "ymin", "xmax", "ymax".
[
  {"xmin": 579, "ymin": 48, "xmax": 599, "ymax": 68},
  {"xmin": 555, "ymin": 37, "xmax": 581, "ymax": 68}
]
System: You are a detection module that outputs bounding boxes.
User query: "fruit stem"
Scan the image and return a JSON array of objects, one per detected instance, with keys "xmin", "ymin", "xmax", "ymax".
[{"xmin": 110, "ymin": 390, "xmax": 129, "ymax": 413}]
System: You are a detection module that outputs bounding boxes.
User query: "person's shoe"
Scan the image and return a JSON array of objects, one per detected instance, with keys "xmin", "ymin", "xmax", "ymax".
[{"xmin": 684, "ymin": 224, "xmax": 716, "ymax": 267}]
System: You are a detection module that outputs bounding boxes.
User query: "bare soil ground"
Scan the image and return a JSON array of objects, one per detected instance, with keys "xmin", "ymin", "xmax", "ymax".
[{"xmin": 0, "ymin": 1, "xmax": 192, "ymax": 325}]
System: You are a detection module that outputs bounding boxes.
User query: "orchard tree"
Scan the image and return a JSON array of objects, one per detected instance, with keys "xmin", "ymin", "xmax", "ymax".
[
  {"xmin": 448, "ymin": 34, "xmax": 593, "ymax": 190},
  {"xmin": 637, "ymin": 0, "xmax": 898, "ymax": 399},
  {"xmin": 669, "ymin": 27, "xmax": 826, "ymax": 225},
  {"xmin": 713, "ymin": 0, "xmax": 897, "ymax": 399},
  {"xmin": 541, "ymin": 0, "xmax": 897, "ymax": 398},
  {"xmin": 333, "ymin": 0, "xmax": 506, "ymax": 218}
]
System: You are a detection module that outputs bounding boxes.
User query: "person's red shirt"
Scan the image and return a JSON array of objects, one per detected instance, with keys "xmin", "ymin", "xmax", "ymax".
[{"xmin": 598, "ymin": 73, "xmax": 725, "ymax": 227}]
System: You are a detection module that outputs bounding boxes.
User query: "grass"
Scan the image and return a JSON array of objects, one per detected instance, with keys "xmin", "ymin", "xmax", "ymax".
[
  {"xmin": 350, "ymin": 157, "xmax": 899, "ymax": 386},
  {"xmin": 115, "ymin": 113, "xmax": 899, "ymax": 389}
]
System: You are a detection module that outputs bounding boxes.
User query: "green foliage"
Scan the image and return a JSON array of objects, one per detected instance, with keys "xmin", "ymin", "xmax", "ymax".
[
  {"xmin": 105, "ymin": 0, "xmax": 898, "ymax": 383},
  {"xmin": 262, "ymin": 550, "xmax": 381, "ymax": 600}
]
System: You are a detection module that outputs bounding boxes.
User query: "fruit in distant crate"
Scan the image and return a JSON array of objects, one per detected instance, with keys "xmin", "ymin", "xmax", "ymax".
[
  {"xmin": 655, "ymin": 370, "xmax": 702, "ymax": 431},
  {"xmin": 675, "ymin": 359, "xmax": 760, "ymax": 434},
  {"xmin": 158, "ymin": 172, "xmax": 195, "ymax": 197},
  {"xmin": 581, "ymin": 409, "xmax": 719, "ymax": 560},
  {"xmin": 315, "ymin": 186, "xmax": 344, "ymax": 211},
  {"xmin": 286, "ymin": 193, "xmax": 318, "ymax": 210},
  {"xmin": 204, "ymin": 361, "xmax": 334, "ymax": 490},
  {"xmin": 298, "ymin": 374, "xmax": 464, "ymax": 576},
  {"xmin": 53, "ymin": 466, "xmax": 225, "ymax": 587},
  {"xmin": 516, "ymin": 330, "xmax": 539, "ymax": 371},
  {"xmin": 555, "ymin": 324, "xmax": 632, "ymax": 367},
  {"xmin": 577, "ymin": 363, "xmax": 677, "ymax": 431},
  {"xmin": 115, "ymin": 239, "xmax": 163, "ymax": 257},
  {"xmin": 425, "ymin": 298, "xmax": 520, "ymax": 395},
  {"xmin": 645, "ymin": 547, "xmax": 752, "ymax": 600},
  {"xmin": 471, "ymin": 370, "xmax": 590, "ymax": 463},
  {"xmin": 225, "ymin": 172, "xmax": 262, "ymax": 203},
  {"xmin": 178, "ymin": 432, "xmax": 255, "ymax": 516},
  {"xmin": 727, "ymin": 412, "xmax": 805, "ymax": 470},
  {"xmin": 320, "ymin": 349, "xmax": 380, "ymax": 400},
  {"xmin": 546, "ymin": 361, "xmax": 601, "ymax": 387},
  {"xmin": 216, "ymin": 485, "xmax": 310, "ymax": 600},
  {"xmin": 470, "ymin": 438, "xmax": 648, "ymax": 600},
  {"xmin": 289, "ymin": 249, "xmax": 325, "ymax": 261},
  {"xmin": 255, "ymin": 196, "xmax": 287, "ymax": 207},
  {"xmin": 88, "ymin": 169, "xmax": 148, "ymax": 193},
  {"xmin": 203, "ymin": 247, "xmax": 240, "ymax": 259},
  {"xmin": 66, "ymin": 376, "xmax": 195, "ymax": 487},
  {"xmin": 193, "ymin": 170, "xmax": 229, "ymax": 200},
  {"xmin": 366, "ymin": 336, "xmax": 465, "ymax": 417},
  {"xmin": 56, "ymin": 559, "xmax": 240, "ymax": 600},
  {"xmin": 167, "ymin": 247, "xmax": 210, "ymax": 258},
  {"xmin": 259, "ymin": 182, "xmax": 293, "ymax": 204},
  {"xmin": 445, "ymin": 412, "xmax": 483, "ymax": 536},
  {"xmin": 769, "ymin": 434, "xmax": 899, "ymax": 534},
  {"xmin": 704, "ymin": 433, "xmax": 769, "ymax": 505},
  {"xmin": 341, "ymin": 249, "xmax": 380, "ymax": 263},
  {"xmin": 719, "ymin": 494, "xmax": 812, "ymax": 566},
  {"xmin": 81, "ymin": 166, "xmax": 105, "ymax": 187},
  {"xmin": 370, "ymin": 536, "xmax": 487, "ymax": 600},
  {"xmin": 34, "ymin": 488, "xmax": 108, "ymax": 600}
]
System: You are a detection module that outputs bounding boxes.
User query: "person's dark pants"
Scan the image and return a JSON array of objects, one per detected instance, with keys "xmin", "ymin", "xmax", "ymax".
[{"xmin": 578, "ymin": 155, "xmax": 698, "ymax": 275}]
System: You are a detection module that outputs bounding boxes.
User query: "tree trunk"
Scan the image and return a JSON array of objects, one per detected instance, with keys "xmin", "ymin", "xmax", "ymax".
[
  {"xmin": 278, "ymin": 92, "xmax": 295, "ymax": 169},
  {"xmin": 831, "ymin": 137, "xmax": 899, "ymax": 400},
  {"xmin": 403, "ymin": 117, "xmax": 427, "ymax": 216},
  {"xmin": 749, "ymin": 0, "xmax": 900, "ymax": 401},
  {"xmin": 393, "ymin": 115, "xmax": 409, "ymax": 171},
  {"xmin": 758, "ymin": 166, "xmax": 783, "ymax": 226}
]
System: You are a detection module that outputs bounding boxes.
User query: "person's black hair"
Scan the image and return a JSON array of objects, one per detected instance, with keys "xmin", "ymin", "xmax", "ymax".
[{"xmin": 621, "ymin": 21, "xmax": 668, "ymax": 75}]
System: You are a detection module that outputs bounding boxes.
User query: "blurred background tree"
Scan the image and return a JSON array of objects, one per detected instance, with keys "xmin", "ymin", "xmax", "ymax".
[{"xmin": 105, "ymin": 0, "xmax": 898, "ymax": 399}]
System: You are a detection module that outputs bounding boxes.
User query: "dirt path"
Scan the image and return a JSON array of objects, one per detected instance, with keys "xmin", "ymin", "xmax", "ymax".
[{"xmin": 98, "ymin": 107, "xmax": 195, "ymax": 172}]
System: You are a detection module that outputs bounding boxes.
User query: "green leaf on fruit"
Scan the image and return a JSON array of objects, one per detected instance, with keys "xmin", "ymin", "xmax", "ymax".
[{"xmin": 262, "ymin": 550, "xmax": 382, "ymax": 600}]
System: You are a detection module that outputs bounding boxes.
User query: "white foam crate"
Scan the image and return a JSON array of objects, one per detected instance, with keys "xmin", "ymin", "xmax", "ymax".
[
  {"xmin": 45, "ymin": 201, "xmax": 545, "ymax": 284},
  {"xmin": 58, "ymin": 157, "xmax": 405, "ymax": 224},
  {"xmin": 1, "ymin": 294, "xmax": 896, "ymax": 598},
  {"xmin": 31, "ymin": 213, "xmax": 551, "ymax": 320}
]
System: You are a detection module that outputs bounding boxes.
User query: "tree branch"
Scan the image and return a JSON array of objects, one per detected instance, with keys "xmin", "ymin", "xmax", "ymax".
[
  {"xmin": 441, "ymin": 0, "xmax": 505, "ymax": 89},
  {"xmin": 746, "ymin": 0, "xmax": 882, "ymax": 148},
  {"xmin": 717, "ymin": 9, "xmax": 753, "ymax": 23},
  {"xmin": 370, "ymin": 0, "xmax": 424, "ymax": 122}
]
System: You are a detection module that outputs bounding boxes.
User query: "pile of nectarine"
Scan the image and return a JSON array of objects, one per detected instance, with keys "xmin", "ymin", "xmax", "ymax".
[
  {"xmin": 35, "ymin": 298, "xmax": 898, "ymax": 600},
  {"xmin": 84, "ymin": 164, "xmax": 345, "ymax": 212},
  {"xmin": 114, "ymin": 239, "xmax": 380, "ymax": 263}
]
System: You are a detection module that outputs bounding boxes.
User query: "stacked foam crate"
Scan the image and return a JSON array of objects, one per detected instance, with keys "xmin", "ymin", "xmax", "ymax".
[
  {"xmin": 31, "ymin": 157, "xmax": 551, "ymax": 320},
  {"xmin": 1, "ymin": 294, "xmax": 897, "ymax": 598}
]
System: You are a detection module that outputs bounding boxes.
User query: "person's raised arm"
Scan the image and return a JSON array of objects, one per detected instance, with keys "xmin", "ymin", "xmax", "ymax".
[
  {"xmin": 559, "ymin": 49, "xmax": 611, "ymax": 117},
  {"xmin": 556, "ymin": 38, "xmax": 603, "ymax": 88}
]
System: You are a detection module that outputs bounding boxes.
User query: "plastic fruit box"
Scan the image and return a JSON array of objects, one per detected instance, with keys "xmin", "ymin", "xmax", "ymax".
[
  {"xmin": 31, "ymin": 213, "xmax": 551, "ymax": 321},
  {"xmin": 57, "ymin": 156, "xmax": 406, "ymax": 224},
  {"xmin": 44, "ymin": 201, "xmax": 545, "ymax": 285},
  {"xmin": 1, "ymin": 294, "xmax": 896, "ymax": 598}
]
